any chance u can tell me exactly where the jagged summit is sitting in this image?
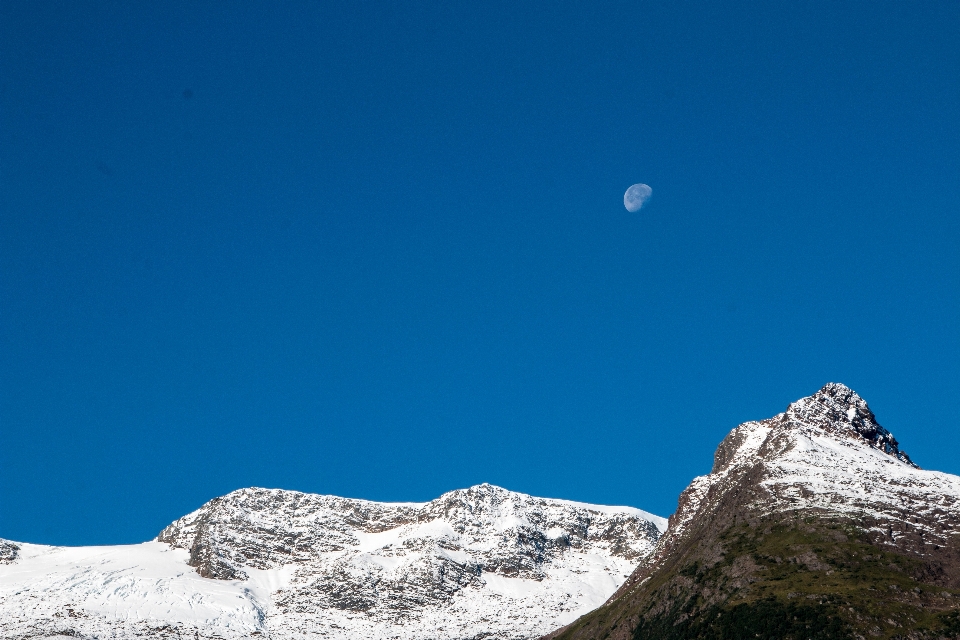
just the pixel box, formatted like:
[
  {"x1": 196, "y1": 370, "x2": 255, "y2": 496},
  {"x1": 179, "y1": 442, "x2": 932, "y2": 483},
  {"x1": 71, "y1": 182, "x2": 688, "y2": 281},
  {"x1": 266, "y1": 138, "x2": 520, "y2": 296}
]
[
  {"x1": 711, "y1": 382, "x2": 916, "y2": 478},
  {"x1": 696, "y1": 383, "x2": 947, "y2": 543},
  {"x1": 781, "y1": 382, "x2": 916, "y2": 467}
]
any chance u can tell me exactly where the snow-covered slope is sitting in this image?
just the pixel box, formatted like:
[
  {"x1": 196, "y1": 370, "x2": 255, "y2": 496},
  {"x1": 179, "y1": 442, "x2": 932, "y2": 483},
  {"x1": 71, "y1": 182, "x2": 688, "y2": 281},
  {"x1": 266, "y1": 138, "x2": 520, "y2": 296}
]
[{"x1": 0, "y1": 484, "x2": 666, "y2": 640}]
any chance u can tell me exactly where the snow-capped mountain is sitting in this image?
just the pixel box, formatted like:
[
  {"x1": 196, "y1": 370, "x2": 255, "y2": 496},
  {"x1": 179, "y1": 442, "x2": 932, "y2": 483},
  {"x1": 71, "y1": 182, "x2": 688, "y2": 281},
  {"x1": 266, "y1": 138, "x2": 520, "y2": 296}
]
[
  {"x1": 0, "y1": 484, "x2": 666, "y2": 640},
  {"x1": 658, "y1": 382, "x2": 959, "y2": 561},
  {"x1": 549, "y1": 383, "x2": 960, "y2": 640}
]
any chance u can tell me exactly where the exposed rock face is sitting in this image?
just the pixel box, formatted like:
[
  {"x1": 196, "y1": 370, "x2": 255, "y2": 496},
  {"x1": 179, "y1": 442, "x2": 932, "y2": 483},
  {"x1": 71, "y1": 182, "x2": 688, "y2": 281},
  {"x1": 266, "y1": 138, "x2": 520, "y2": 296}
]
[
  {"x1": 0, "y1": 484, "x2": 665, "y2": 640},
  {"x1": 0, "y1": 539, "x2": 19, "y2": 564},
  {"x1": 548, "y1": 383, "x2": 960, "y2": 640},
  {"x1": 156, "y1": 483, "x2": 664, "y2": 631},
  {"x1": 157, "y1": 489, "x2": 424, "y2": 581}
]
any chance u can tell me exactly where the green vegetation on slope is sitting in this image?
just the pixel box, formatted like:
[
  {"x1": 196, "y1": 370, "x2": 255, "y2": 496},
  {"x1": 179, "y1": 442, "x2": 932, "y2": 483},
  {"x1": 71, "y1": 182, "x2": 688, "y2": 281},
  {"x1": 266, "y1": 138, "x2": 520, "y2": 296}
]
[
  {"x1": 635, "y1": 520, "x2": 960, "y2": 639},
  {"x1": 632, "y1": 597, "x2": 850, "y2": 640}
]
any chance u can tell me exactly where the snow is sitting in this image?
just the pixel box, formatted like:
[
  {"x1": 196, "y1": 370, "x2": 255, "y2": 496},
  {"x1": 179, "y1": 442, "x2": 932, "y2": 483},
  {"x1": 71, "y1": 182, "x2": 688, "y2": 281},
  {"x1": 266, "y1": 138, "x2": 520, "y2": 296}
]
[
  {"x1": 656, "y1": 383, "x2": 960, "y2": 564},
  {"x1": 0, "y1": 484, "x2": 664, "y2": 640},
  {"x1": 11, "y1": 384, "x2": 937, "y2": 640},
  {"x1": 550, "y1": 499, "x2": 668, "y2": 532},
  {"x1": 0, "y1": 542, "x2": 268, "y2": 635},
  {"x1": 764, "y1": 428, "x2": 960, "y2": 536}
]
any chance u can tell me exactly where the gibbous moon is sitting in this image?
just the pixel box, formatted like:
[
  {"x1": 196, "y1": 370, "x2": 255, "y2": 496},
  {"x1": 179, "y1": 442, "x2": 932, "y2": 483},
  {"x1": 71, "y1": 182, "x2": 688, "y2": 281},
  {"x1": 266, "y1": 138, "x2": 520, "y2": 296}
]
[{"x1": 624, "y1": 183, "x2": 652, "y2": 212}]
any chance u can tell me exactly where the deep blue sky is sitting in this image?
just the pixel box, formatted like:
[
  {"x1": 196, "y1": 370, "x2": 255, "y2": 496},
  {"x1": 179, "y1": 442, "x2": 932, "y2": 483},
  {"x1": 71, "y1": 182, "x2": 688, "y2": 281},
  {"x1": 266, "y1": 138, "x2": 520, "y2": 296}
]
[{"x1": 2, "y1": 2, "x2": 959, "y2": 546}]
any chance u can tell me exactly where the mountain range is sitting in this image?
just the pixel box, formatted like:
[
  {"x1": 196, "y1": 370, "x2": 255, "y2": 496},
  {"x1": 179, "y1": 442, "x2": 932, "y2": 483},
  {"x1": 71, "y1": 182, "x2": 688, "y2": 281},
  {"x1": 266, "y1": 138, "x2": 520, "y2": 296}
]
[
  {"x1": 0, "y1": 484, "x2": 664, "y2": 639},
  {"x1": 3, "y1": 383, "x2": 960, "y2": 639}
]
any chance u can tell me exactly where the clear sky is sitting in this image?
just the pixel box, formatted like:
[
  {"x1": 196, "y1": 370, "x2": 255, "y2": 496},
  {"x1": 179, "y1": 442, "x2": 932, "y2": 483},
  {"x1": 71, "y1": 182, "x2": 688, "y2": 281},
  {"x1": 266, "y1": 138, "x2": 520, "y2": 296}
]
[{"x1": 2, "y1": 2, "x2": 959, "y2": 546}]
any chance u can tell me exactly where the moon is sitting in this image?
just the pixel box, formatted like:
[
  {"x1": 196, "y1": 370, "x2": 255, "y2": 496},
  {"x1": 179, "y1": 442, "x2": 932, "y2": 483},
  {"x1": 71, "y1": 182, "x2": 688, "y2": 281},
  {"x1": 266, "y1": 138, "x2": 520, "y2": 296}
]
[{"x1": 623, "y1": 183, "x2": 652, "y2": 212}]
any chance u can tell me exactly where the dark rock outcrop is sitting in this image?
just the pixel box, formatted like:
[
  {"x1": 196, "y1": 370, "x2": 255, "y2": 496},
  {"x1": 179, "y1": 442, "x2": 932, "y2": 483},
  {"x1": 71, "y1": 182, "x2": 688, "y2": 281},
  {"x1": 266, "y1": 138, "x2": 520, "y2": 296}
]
[{"x1": 0, "y1": 539, "x2": 19, "y2": 564}]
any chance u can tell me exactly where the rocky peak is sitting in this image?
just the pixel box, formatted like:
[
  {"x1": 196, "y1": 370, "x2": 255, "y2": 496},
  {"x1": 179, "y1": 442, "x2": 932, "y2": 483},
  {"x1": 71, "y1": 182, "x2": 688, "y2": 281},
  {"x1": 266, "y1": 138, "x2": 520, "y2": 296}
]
[
  {"x1": 711, "y1": 383, "x2": 916, "y2": 477},
  {"x1": 781, "y1": 382, "x2": 916, "y2": 467},
  {"x1": 425, "y1": 482, "x2": 515, "y2": 518}
]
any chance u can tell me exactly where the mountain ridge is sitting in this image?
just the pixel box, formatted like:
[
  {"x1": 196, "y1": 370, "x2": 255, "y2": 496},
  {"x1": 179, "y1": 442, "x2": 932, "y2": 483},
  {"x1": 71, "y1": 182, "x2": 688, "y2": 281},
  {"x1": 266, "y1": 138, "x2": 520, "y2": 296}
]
[{"x1": 0, "y1": 484, "x2": 665, "y2": 640}]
